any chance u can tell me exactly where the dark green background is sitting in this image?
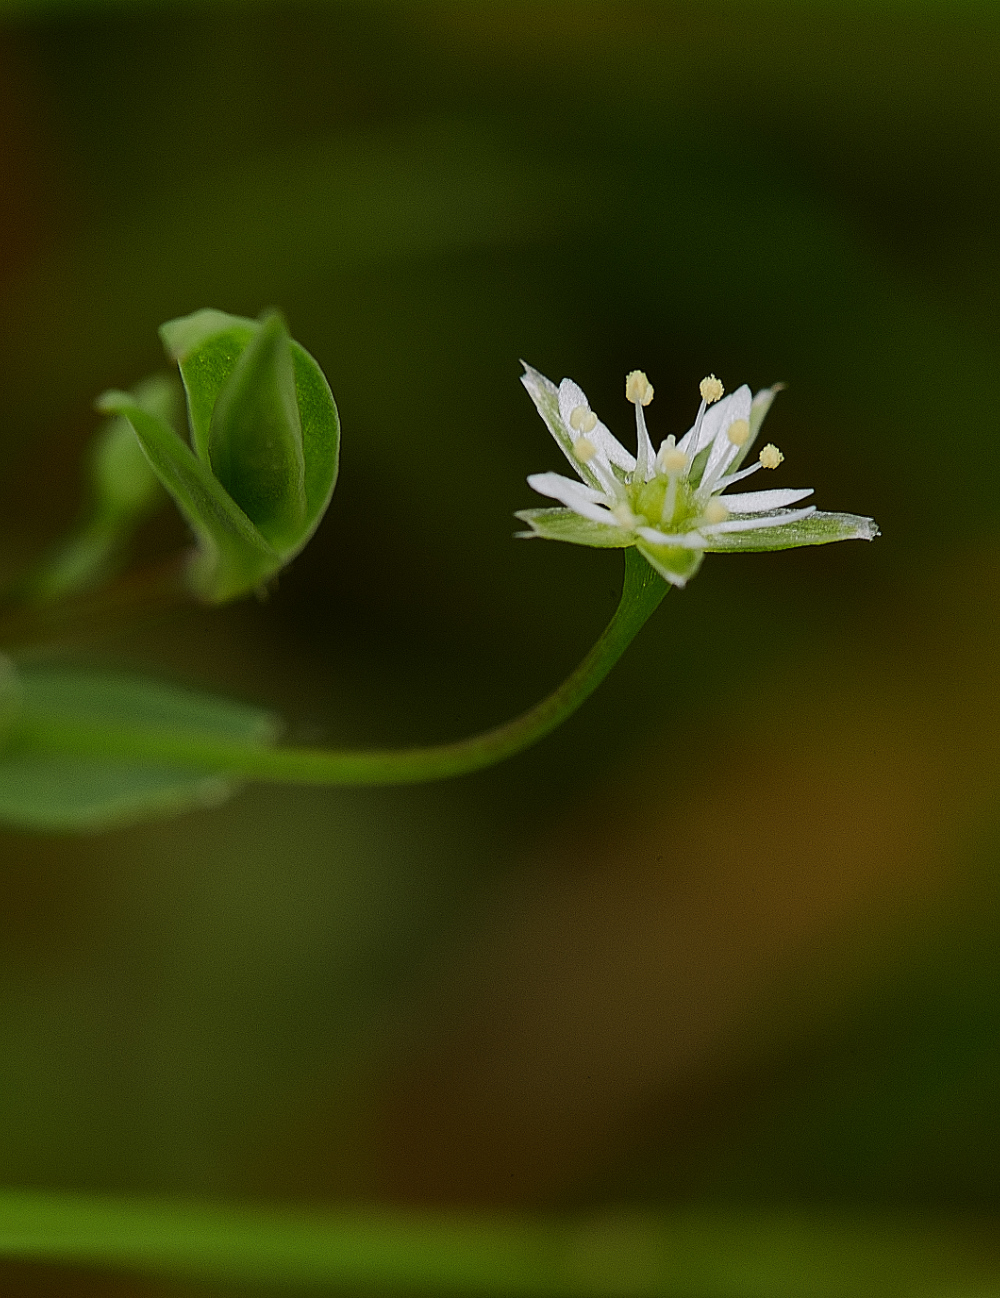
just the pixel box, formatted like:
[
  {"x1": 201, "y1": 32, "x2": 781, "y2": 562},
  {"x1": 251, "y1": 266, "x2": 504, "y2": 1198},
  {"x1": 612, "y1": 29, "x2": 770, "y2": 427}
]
[{"x1": 1, "y1": 0, "x2": 999, "y2": 1290}]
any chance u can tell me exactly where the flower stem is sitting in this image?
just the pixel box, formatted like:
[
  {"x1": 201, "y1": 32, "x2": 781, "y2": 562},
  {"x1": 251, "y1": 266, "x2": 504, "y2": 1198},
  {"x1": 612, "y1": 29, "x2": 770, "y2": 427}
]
[{"x1": 12, "y1": 550, "x2": 668, "y2": 786}]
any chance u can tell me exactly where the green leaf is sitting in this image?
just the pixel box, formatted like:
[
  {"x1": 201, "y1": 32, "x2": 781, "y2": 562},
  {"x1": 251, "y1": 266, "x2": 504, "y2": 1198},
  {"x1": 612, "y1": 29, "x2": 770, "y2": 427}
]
[
  {"x1": 95, "y1": 390, "x2": 281, "y2": 603},
  {"x1": 514, "y1": 507, "x2": 633, "y2": 548},
  {"x1": 207, "y1": 312, "x2": 307, "y2": 549},
  {"x1": 26, "y1": 375, "x2": 173, "y2": 603},
  {"x1": 701, "y1": 510, "x2": 880, "y2": 551},
  {"x1": 158, "y1": 307, "x2": 341, "y2": 584},
  {"x1": 0, "y1": 665, "x2": 278, "y2": 832}
]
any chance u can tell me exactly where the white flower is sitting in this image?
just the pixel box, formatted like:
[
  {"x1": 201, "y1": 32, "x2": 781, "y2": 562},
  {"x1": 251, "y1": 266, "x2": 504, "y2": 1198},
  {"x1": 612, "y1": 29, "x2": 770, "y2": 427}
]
[{"x1": 515, "y1": 364, "x2": 878, "y2": 587}]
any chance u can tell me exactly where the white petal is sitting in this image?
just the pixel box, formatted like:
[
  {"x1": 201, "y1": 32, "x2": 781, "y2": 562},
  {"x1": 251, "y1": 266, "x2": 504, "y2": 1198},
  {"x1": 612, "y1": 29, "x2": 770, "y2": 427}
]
[
  {"x1": 636, "y1": 526, "x2": 706, "y2": 550},
  {"x1": 527, "y1": 472, "x2": 619, "y2": 525},
  {"x1": 557, "y1": 377, "x2": 636, "y2": 472},
  {"x1": 699, "y1": 505, "x2": 817, "y2": 535},
  {"x1": 718, "y1": 487, "x2": 814, "y2": 513}
]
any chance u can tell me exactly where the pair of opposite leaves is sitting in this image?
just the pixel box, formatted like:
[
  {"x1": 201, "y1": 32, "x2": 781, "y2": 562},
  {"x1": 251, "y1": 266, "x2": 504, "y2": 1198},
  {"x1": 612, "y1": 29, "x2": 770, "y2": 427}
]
[{"x1": 99, "y1": 308, "x2": 340, "y2": 604}]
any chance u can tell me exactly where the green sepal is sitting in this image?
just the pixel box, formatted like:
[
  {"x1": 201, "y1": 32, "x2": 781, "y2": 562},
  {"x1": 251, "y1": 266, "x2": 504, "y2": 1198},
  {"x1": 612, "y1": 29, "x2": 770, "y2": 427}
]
[
  {"x1": 514, "y1": 507, "x2": 633, "y2": 548},
  {"x1": 701, "y1": 510, "x2": 879, "y2": 552},
  {"x1": 635, "y1": 539, "x2": 705, "y2": 587},
  {"x1": 0, "y1": 665, "x2": 278, "y2": 832},
  {"x1": 95, "y1": 390, "x2": 281, "y2": 603}
]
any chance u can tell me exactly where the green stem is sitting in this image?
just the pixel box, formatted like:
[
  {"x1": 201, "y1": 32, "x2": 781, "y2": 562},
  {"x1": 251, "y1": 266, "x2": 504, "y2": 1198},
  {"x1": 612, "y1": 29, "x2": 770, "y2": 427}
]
[{"x1": 12, "y1": 550, "x2": 668, "y2": 787}]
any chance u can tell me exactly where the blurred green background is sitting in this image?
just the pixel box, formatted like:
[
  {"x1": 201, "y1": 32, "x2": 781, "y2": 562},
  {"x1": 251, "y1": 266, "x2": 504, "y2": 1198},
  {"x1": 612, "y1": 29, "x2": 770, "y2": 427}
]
[{"x1": 2, "y1": 0, "x2": 1000, "y2": 1290}]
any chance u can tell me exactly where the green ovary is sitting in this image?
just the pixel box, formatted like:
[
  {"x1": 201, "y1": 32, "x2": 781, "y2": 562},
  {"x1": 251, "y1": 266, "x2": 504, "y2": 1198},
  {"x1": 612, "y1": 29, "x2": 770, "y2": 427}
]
[{"x1": 631, "y1": 476, "x2": 695, "y2": 532}]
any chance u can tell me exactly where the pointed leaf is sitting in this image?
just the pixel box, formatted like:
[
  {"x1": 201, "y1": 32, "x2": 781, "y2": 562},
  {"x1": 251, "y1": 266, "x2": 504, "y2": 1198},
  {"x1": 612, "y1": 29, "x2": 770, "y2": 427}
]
[
  {"x1": 160, "y1": 308, "x2": 257, "y2": 461},
  {"x1": 95, "y1": 390, "x2": 280, "y2": 602},
  {"x1": 0, "y1": 667, "x2": 278, "y2": 832},
  {"x1": 27, "y1": 375, "x2": 173, "y2": 602},
  {"x1": 208, "y1": 312, "x2": 307, "y2": 549}
]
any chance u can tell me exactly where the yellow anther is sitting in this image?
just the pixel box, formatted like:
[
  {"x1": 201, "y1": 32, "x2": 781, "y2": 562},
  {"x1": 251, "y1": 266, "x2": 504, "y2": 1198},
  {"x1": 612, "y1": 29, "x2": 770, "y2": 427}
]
[
  {"x1": 699, "y1": 374, "x2": 724, "y2": 404},
  {"x1": 625, "y1": 370, "x2": 654, "y2": 406},
  {"x1": 569, "y1": 405, "x2": 598, "y2": 434},
  {"x1": 759, "y1": 443, "x2": 784, "y2": 469},
  {"x1": 658, "y1": 444, "x2": 687, "y2": 474},
  {"x1": 573, "y1": 436, "x2": 597, "y2": 463},
  {"x1": 703, "y1": 500, "x2": 729, "y2": 525},
  {"x1": 727, "y1": 418, "x2": 750, "y2": 447}
]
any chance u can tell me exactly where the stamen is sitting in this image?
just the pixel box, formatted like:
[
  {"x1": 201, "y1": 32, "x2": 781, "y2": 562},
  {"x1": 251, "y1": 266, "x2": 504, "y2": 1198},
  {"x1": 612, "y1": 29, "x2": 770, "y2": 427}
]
[
  {"x1": 703, "y1": 500, "x2": 729, "y2": 525},
  {"x1": 612, "y1": 503, "x2": 639, "y2": 530},
  {"x1": 573, "y1": 436, "x2": 597, "y2": 463},
  {"x1": 569, "y1": 405, "x2": 598, "y2": 434},
  {"x1": 625, "y1": 371, "x2": 654, "y2": 406},
  {"x1": 759, "y1": 443, "x2": 784, "y2": 469},
  {"x1": 727, "y1": 419, "x2": 750, "y2": 447},
  {"x1": 657, "y1": 436, "x2": 687, "y2": 475},
  {"x1": 699, "y1": 374, "x2": 724, "y2": 405}
]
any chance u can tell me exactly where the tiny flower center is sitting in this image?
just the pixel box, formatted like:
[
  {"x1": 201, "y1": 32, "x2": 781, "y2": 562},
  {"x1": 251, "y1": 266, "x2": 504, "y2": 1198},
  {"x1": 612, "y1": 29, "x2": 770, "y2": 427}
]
[
  {"x1": 727, "y1": 419, "x2": 750, "y2": 447},
  {"x1": 759, "y1": 443, "x2": 784, "y2": 469},
  {"x1": 703, "y1": 500, "x2": 729, "y2": 525},
  {"x1": 569, "y1": 405, "x2": 598, "y2": 434},
  {"x1": 699, "y1": 374, "x2": 724, "y2": 404},
  {"x1": 573, "y1": 436, "x2": 597, "y2": 463},
  {"x1": 625, "y1": 371, "x2": 654, "y2": 406}
]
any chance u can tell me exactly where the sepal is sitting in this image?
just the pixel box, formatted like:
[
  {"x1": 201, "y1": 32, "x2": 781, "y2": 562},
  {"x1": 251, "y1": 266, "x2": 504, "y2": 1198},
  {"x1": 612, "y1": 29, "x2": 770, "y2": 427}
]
[
  {"x1": 514, "y1": 508, "x2": 633, "y2": 548},
  {"x1": 701, "y1": 510, "x2": 879, "y2": 552}
]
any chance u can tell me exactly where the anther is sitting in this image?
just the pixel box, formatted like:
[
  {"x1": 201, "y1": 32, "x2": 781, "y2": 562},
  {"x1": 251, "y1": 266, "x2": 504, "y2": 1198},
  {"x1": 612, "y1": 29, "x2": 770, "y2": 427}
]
[
  {"x1": 759, "y1": 443, "x2": 784, "y2": 469},
  {"x1": 573, "y1": 437, "x2": 597, "y2": 463},
  {"x1": 569, "y1": 405, "x2": 598, "y2": 434},
  {"x1": 703, "y1": 500, "x2": 729, "y2": 525},
  {"x1": 699, "y1": 374, "x2": 724, "y2": 405},
  {"x1": 657, "y1": 439, "x2": 687, "y2": 474},
  {"x1": 625, "y1": 371, "x2": 654, "y2": 406},
  {"x1": 727, "y1": 419, "x2": 750, "y2": 447}
]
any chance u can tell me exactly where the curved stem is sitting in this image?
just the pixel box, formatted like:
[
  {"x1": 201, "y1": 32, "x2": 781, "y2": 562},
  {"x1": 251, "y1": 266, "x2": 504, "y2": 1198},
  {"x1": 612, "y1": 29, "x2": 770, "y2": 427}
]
[{"x1": 13, "y1": 550, "x2": 668, "y2": 787}]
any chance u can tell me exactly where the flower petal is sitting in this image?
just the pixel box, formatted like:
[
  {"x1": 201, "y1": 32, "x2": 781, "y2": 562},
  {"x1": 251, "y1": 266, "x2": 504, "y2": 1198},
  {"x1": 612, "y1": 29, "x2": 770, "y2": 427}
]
[
  {"x1": 635, "y1": 525, "x2": 706, "y2": 550},
  {"x1": 520, "y1": 363, "x2": 603, "y2": 492},
  {"x1": 717, "y1": 487, "x2": 814, "y2": 513},
  {"x1": 514, "y1": 508, "x2": 634, "y2": 548},
  {"x1": 681, "y1": 385, "x2": 752, "y2": 457},
  {"x1": 700, "y1": 505, "x2": 817, "y2": 535},
  {"x1": 697, "y1": 386, "x2": 754, "y2": 489},
  {"x1": 557, "y1": 378, "x2": 636, "y2": 473},
  {"x1": 701, "y1": 509, "x2": 879, "y2": 551},
  {"x1": 527, "y1": 472, "x2": 618, "y2": 525}
]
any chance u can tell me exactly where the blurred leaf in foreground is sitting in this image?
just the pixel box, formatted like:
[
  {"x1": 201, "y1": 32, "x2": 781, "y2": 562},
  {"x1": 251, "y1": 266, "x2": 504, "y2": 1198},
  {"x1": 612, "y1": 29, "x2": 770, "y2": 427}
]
[{"x1": 0, "y1": 664, "x2": 277, "y2": 831}]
